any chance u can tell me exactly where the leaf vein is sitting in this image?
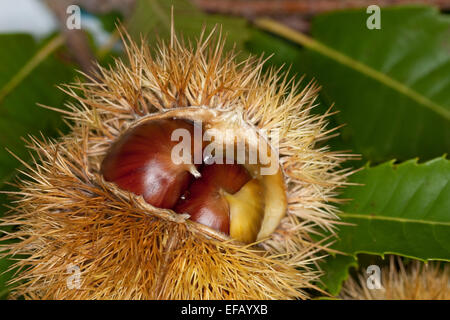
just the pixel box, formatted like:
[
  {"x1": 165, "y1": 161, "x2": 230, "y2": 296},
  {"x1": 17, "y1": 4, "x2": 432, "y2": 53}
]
[{"x1": 339, "y1": 212, "x2": 450, "y2": 226}]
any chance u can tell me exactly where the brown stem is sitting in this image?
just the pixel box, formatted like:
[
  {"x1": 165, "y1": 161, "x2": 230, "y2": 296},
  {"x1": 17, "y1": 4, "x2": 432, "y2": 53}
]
[
  {"x1": 69, "y1": 0, "x2": 136, "y2": 15},
  {"x1": 192, "y1": 0, "x2": 450, "y2": 16}
]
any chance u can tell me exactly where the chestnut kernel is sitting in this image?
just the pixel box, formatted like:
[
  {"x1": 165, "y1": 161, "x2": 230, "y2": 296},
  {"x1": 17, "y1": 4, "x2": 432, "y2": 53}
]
[
  {"x1": 174, "y1": 163, "x2": 252, "y2": 235},
  {"x1": 100, "y1": 111, "x2": 287, "y2": 244},
  {"x1": 101, "y1": 119, "x2": 199, "y2": 209}
]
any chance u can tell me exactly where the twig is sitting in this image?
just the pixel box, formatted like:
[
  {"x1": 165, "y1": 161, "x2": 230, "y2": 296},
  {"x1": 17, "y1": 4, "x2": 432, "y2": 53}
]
[
  {"x1": 45, "y1": 0, "x2": 99, "y2": 76},
  {"x1": 193, "y1": 0, "x2": 450, "y2": 16}
]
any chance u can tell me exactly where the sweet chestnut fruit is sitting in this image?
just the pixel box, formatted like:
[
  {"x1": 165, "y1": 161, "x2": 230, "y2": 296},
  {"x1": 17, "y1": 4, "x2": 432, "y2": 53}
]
[{"x1": 101, "y1": 118, "x2": 199, "y2": 209}]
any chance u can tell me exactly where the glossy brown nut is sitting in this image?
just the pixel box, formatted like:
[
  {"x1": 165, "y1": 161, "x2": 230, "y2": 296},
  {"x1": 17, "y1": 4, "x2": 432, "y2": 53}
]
[
  {"x1": 174, "y1": 163, "x2": 251, "y2": 234},
  {"x1": 101, "y1": 119, "x2": 198, "y2": 209}
]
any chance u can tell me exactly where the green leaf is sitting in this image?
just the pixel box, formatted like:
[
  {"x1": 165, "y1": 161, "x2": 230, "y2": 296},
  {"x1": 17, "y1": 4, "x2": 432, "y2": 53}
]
[
  {"x1": 318, "y1": 156, "x2": 450, "y2": 295},
  {"x1": 127, "y1": 0, "x2": 252, "y2": 55},
  {"x1": 97, "y1": 10, "x2": 124, "y2": 33},
  {"x1": 318, "y1": 254, "x2": 358, "y2": 296},
  {"x1": 0, "y1": 33, "x2": 77, "y2": 299},
  {"x1": 0, "y1": 34, "x2": 75, "y2": 194},
  {"x1": 335, "y1": 156, "x2": 450, "y2": 261},
  {"x1": 0, "y1": 250, "x2": 16, "y2": 300},
  {"x1": 252, "y1": 6, "x2": 450, "y2": 163}
]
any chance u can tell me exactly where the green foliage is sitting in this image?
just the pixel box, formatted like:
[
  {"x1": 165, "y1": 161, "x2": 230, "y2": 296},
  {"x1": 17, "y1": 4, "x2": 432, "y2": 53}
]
[
  {"x1": 0, "y1": 244, "x2": 17, "y2": 299},
  {"x1": 320, "y1": 156, "x2": 450, "y2": 294},
  {"x1": 318, "y1": 254, "x2": 357, "y2": 296},
  {"x1": 0, "y1": 34, "x2": 75, "y2": 197},
  {"x1": 246, "y1": 8, "x2": 450, "y2": 294},
  {"x1": 0, "y1": 33, "x2": 76, "y2": 299},
  {"x1": 127, "y1": 0, "x2": 251, "y2": 54},
  {"x1": 337, "y1": 156, "x2": 450, "y2": 260},
  {"x1": 98, "y1": 10, "x2": 124, "y2": 33},
  {"x1": 248, "y1": 6, "x2": 450, "y2": 164}
]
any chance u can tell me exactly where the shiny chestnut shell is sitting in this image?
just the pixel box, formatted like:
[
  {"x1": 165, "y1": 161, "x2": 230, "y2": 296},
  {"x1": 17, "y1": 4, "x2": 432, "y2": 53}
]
[
  {"x1": 174, "y1": 163, "x2": 251, "y2": 234},
  {"x1": 101, "y1": 118, "x2": 197, "y2": 209}
]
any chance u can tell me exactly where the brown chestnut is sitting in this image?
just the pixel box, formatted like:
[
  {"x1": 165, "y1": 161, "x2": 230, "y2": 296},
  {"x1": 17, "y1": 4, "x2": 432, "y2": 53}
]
[
  {"x1": 100, "y1": 114, "x2": 285, "y2": 244},
  {"x1": 174, "y1": 163, "x2": 252, "y2": 235},
  {"x1": 101, "y1": 119, "x2": 199, "y2": 209}
]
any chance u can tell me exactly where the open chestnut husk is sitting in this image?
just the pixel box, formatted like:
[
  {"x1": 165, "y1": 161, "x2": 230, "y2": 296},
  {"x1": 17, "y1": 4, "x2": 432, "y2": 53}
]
[
  {"x1": 0, "y1": 27, "x2": 350, "y2": 300},
  {"x1": 101, "y1": 110, "x2": 287, "y2": 245}
]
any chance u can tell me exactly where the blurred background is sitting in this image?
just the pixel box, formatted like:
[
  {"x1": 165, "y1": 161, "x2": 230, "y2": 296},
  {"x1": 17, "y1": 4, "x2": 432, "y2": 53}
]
[{"x1": 0, "y1": 0, "x2": 449, "y2": 299}]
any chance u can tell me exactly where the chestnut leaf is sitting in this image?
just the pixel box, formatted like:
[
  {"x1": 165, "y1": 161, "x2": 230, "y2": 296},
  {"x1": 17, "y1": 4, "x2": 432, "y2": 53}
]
[
  {"x1": 320, "y1": 156, "x2": 450, "y2": 295},
  {"x1": 249, "y1": 6, "x2": 450, "y2": 164},
  {"x1": 0, "y1": 34, "x2": 76, "y2": 202},
  {"x1": 127, "y1": 0, "x2": 252, "y2": 56},
  {"x1": 0, "y1": 33, "x2": 76, "y2": 298}
]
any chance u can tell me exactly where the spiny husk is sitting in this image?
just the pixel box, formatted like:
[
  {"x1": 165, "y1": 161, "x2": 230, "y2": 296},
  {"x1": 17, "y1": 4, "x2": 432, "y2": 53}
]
[
  {"x1": 340, "y1": 257, "x2": 450, "y2": 300},
  {"x1": 0, "y1": 27, "x2": 351, "y2": 299}
]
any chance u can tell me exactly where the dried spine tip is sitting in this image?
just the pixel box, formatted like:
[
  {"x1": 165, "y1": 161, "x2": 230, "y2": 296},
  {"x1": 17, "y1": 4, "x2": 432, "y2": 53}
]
[{"x1": 340, "y1": 257, "x2": 450, "y2": 300}]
